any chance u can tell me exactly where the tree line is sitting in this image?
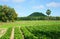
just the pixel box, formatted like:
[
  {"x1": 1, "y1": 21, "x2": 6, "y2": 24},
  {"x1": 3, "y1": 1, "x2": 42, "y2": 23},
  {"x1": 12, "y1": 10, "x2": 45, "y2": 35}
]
[{"x1": 18, "y1": 16, "x2": 60, "y2": 20}]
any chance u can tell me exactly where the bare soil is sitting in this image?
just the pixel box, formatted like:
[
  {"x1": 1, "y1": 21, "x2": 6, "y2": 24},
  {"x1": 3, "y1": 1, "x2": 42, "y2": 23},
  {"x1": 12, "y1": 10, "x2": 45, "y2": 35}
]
[
  {"x1": 0, "y1": 28, "x2": 7, "y2": 38},
  {"x1": 10, "y1": 28, "x2": 14, "y2": 39}
]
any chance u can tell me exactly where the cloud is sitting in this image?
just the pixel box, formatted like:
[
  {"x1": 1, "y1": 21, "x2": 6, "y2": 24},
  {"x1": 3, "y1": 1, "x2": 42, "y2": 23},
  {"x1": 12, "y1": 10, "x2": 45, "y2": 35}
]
[
  {"x1": 12, "y1": 0, "x2": 25, "y2": 3},
  {"x1": 46, "y1": 2, "x2": 60, "y2": 8},
  {"x1": 32, "y1": 5, "x2": 45, "y2": 9}
]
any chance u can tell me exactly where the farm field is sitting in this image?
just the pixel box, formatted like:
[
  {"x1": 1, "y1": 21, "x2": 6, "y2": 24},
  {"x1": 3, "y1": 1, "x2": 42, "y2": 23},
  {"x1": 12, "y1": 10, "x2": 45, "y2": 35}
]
[{"x1": 0, "y1": 20, "x2": 60, "y2": 39}]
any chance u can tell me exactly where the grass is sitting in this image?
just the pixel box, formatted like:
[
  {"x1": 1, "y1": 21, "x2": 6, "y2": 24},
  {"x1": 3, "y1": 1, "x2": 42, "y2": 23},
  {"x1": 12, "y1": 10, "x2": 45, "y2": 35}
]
[{"x1": 0, "y1": 20, "x2": 60, "y2": 28}]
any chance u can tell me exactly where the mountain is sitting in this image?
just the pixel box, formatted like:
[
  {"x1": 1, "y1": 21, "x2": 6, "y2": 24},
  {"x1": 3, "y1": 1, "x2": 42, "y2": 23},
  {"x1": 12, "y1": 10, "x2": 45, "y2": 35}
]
[{"x1": 28, "y1": 12, "x2": 46, "y2": 17}]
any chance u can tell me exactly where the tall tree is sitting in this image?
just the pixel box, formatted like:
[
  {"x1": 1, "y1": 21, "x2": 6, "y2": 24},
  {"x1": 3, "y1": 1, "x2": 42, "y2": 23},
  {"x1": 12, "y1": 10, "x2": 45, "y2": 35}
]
[
  {"x1": 46, "y1": 9, "x2": 51, "y2": 20},
  {"x1": 0, "y1": 5, "x2": 17, "y2": 22}
]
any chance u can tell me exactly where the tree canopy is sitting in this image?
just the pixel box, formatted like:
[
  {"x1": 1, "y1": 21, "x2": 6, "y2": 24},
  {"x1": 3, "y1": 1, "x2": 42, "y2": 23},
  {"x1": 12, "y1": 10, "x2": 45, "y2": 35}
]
[
  {"x1": 46, "y1": 9, "x2": 51, "y2": 16},
  {"x1": 0, "y1": 5, "x2": 17, "y2": 22}
]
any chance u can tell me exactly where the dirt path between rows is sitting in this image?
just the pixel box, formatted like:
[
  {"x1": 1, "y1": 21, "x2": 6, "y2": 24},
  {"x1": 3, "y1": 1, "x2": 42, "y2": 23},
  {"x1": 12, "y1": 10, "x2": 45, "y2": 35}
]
[
  {"x1": 10, "y1": 27, "x2": 25, "y2": 39},
  {"x1": 10, "y1": 28, "x2": 14, "y2": 39}
]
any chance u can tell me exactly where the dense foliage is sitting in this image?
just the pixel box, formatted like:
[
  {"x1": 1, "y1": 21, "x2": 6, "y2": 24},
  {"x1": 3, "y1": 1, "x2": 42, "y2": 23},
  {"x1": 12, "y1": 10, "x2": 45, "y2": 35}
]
[{"x1": 0, "y1": 5, "x2": 17, "y2": 22}]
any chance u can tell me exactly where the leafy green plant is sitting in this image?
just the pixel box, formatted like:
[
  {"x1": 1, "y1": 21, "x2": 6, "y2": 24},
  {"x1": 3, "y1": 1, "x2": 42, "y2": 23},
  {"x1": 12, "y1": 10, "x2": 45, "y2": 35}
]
[
  {"x1": 14, "y1": 27, "x2": 23, "y2": 39},
  {"x1": 20, "y1": 27, "x2": 38, "y2": 39}
]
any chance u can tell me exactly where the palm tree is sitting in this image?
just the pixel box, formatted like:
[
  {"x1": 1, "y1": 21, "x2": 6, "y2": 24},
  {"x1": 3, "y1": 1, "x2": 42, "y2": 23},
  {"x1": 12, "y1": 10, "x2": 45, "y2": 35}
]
[{"x1": 46, "y1": 9, "x2": 51, "y2": 20}]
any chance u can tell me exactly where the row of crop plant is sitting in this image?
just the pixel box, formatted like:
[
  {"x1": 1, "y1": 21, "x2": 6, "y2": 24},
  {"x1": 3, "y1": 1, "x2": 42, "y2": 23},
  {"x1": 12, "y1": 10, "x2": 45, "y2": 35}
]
[
  {"x1": 20, "y1": 26, "x2": 38, "y2": 39},
  {"x1": 25, "y1": 25, "x2": 60, "y2": 39},
  {"x1": 14, "y1": 27, "x2": 24, "y2": 39}
]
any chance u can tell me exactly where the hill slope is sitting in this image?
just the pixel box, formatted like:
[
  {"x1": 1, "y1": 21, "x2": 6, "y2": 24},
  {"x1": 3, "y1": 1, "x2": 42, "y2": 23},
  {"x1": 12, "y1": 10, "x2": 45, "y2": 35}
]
[{"x1": 28, "y1": 12, "x2": 46, "y2": 17}]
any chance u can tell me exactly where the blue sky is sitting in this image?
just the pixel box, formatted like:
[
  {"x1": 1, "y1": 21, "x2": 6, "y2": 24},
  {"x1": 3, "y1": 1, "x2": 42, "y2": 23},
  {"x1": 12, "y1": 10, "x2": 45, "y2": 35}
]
[{"x1": 0, "y1": 0, "x2": 60, "y2": 17}]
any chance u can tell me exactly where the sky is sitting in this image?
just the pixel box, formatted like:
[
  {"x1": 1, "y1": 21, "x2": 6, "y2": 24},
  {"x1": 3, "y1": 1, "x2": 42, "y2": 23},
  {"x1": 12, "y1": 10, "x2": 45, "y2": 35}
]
[{"x1": 0, "y1": 0, "x2": 60, "y2": 17}]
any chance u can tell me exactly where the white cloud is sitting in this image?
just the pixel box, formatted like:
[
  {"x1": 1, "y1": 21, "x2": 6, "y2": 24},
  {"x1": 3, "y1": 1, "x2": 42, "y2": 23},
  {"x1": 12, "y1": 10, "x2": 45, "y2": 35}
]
[
  {"x1": 32, "y1": 5, "x2": 45, "y2": 9},
  {"x1": 12, "y1": 0, "x2": 25, "y2": 3},
  {"x1": 46, "y1": 2, "x2": 60, "y2": 8}
]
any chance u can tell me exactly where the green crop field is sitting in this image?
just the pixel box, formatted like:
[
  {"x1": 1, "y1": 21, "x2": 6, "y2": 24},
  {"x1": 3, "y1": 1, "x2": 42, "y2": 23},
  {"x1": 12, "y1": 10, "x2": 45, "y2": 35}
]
[{"x1": 0, "y1": 20, "x2": 60, "y2": 39}]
